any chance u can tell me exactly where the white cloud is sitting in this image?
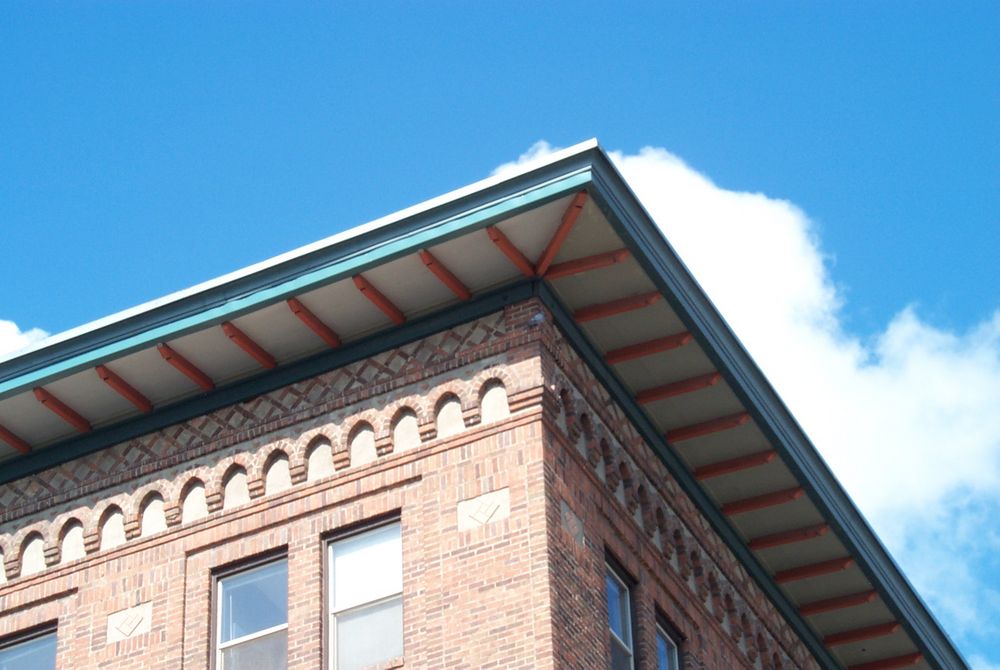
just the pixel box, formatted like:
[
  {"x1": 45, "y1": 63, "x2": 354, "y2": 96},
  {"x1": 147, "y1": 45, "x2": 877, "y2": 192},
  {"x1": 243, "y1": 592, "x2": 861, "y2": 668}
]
[
  {"x1": 499, "y1": 142, "x2": 1000, "y2": 658},
  {"x1": 0, "y1": 320, "x2": 48, "y2": 359}
]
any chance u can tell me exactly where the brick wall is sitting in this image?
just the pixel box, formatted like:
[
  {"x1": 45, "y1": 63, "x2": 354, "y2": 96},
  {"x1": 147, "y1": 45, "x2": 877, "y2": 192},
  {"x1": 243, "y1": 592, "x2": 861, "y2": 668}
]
[{"x1": 0, "y1": 299, "x2": 818, "y2": 669}]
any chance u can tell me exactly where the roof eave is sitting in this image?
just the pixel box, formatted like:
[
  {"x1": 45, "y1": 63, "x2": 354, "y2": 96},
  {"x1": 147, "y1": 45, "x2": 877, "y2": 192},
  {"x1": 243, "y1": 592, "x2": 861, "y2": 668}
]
[
  {"x1": 583, "y1": 150, "x2": 967, "y2": 670},
  {"x1": 0, "y1": 140, "x2": 601, "y2": 399}
]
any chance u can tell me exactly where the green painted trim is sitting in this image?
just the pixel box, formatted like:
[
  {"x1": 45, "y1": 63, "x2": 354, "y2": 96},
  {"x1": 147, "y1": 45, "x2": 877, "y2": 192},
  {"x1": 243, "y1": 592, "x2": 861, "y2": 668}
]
[{"x1": 0, "y1": 170, "x2": 591, "y2": 400}]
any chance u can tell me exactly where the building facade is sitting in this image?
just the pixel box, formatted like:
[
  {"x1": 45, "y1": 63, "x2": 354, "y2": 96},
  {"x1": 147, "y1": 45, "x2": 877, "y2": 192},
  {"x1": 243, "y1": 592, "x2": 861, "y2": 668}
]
[{"x1": 0, "y1": 142, "x2": 965, "y2": 669}]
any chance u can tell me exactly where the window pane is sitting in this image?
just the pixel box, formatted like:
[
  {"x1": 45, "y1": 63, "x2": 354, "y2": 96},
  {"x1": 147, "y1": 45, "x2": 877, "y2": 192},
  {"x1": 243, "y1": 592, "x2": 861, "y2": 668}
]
[
  {"x1": 331, "y1": 524, "x2": 401, "y2": 611},
  {"x1": 605, "y1": 570, "x2": 630, "y2": 646},
  {"x1": 335, "y1": 596, "x2": 403, "y2": 670},
  {"x1": 220, "y1": 560, "x2": 288, "y2": 643},
  {"x1": 0, "y1": 633, "x2": 56, "y2": 670},
  {"x1": 610, "y1": 637, "x2": 633, "y2": 670},
  {"x1": 220, "y1": 629, "x2": 287, "y2": 670},
  {"x1": 657, "y1": 629, "x2": 678, "y2": 670}
]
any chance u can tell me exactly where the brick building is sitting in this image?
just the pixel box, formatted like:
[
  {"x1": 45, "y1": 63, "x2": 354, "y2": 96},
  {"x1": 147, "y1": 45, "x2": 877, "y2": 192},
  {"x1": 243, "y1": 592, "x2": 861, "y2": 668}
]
[{"x1": 0, "y1": 141, "x2": 965, "y2": 669}]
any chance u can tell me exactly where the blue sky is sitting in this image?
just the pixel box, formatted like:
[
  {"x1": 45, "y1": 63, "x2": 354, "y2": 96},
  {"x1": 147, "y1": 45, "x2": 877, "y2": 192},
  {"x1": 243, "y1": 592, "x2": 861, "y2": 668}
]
[{"x1": 2, "y1": 3, "x2": 998, "y2": 666}]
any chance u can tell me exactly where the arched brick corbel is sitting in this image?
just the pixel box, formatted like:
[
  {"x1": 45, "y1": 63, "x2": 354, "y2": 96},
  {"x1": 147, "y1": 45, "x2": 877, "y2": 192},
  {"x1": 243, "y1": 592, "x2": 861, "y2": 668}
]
[
  {"x1": 3, "y1": 553, "x2": 19, "y2": 581},
  {"x1": 247, "y1": 473, "x2": 266, "y2": 499},
  {"x1": 123, "y1": 517, "x2": 141, "y2": 541},
  {"x1": 462, "y1": 405, "x2": 481, "y2": 428},
  {"x1": 205, "y1": 489, "x2": 224, "y2": 513},
  {"x1": 375, "y1": 434, "x2": 393, "y2": 457},
  {"x1": 418, "y1": 419, "x2": 436, "y2": 442},
  {"x1": 332, "y1": 447, "x2": 351, "y2": 471},
  {"x1": 163, "y1": 500, "x2": 182, "y2": 527},
  {"x1": 289, "y1": 459, "x2": 308, "y2": 484},
  {"x1": 43, "y1": 537, "x2": 61, "y2": 567},
  {"x1": 83, "y1": 526, "x2": 101, "y2": 555}
]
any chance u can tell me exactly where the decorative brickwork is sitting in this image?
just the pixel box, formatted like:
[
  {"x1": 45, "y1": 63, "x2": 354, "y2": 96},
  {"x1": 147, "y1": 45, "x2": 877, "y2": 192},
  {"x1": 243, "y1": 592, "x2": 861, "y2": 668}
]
[
  {"x1": 0, "y1": 310, "x2": 514, "y2": 525},
  {"x1": 542, "y1": 320, "x2": 819, "y2": 670},
  {"x1": 0, "y1": 299, "x2": 823, "y2": 670}
]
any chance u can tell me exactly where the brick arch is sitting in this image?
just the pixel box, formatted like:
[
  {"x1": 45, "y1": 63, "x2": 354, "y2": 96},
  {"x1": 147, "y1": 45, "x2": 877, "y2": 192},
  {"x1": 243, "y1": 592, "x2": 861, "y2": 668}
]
[
  {"x1": 4, "y1": 522, "x2": 47, "y2": 578},
  {"x1": 212, "y1": 453, "x2": 251, "y2": 486},
  {"x1": 17, "y1": 530, "x2": 46, "y2": 575},
  {"x1": 302, "y1": 432, "x2": 333, "y2": 454},
  {"x1": 93, "y1": 502, "x2": 127, "y2": 553},
  {"x1": 387, "y1": 404, "x2": 422, "y2": 454},
  {"x1": 343, "y1": 418, "x2": 378, "y2": 470},
  {"x1": 88, "y1": 496, "x2": 129, "y2": 541},
  {"x1": 177, "y1": 476, "x2": 210, "y2": 524},
  {"x1": 295, "y1": 429, "x2": 334, "y2": 481},
  {"x1": 163, "y1": 465, "x2": 212, "y2": 506},
  {"x1": 475, "y1": 377, "x2": 512, "y2": 426},
  {"x1": 254, "y1": 443, "x2": 292, "y2": 483},
  {"x1": 430, "y1": 379, "x2": 467, "y2": 411},
  {"x1": 471, "y1": 366, "x2": 517, "y2": 396},
  {"x1": 136, "y1": 489, "x2": 168, "y2": 538},
  {"x1": 432, "y1": 389, "x2": 466, "y2": 439},
  {"x1": 388, "y1": 404, "x2": 419, "y2": 429},
  {"x1": 215, "y1": 459, "x2": 251, "y2": 511},
  {"x1": 261, "y1": 448, "x2": 294, "y2": 493},
  {"x1": 126, "y1": 481, "x2": 168, "y2": 521},
  {"x1": 294, "y1": 427, "x2": 335, "y2": 458},
  {"x1": 52, "y1": 512, "x2": 84, "y2": 546},
  {"x1": 342, "y1": 410, "x2": 379, "y2": 450},
  {"x1": 471, "y1": 368, "x2": 517, "y2": 419}
]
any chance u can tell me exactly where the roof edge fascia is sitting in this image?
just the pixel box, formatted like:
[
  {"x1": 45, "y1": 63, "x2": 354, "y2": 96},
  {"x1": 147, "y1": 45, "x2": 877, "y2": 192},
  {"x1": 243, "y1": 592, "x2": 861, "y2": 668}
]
[
  {"x1": 0, "y1": 140, "x2": 599, "y2": 399},
  {"x1": 582, "y1": 151, "x2": 967, "y2": 670}
]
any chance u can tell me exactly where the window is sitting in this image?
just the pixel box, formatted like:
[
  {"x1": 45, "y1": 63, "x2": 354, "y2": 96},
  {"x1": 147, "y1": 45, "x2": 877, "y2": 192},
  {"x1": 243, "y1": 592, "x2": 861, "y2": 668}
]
[
  {"x1": 328, "y1": 522, "x2": 403, "y2": 670},
  {"x1": 605, "y1": 564, "x2": 634, "y2": 670},
  {"x1": 656, "y1": 623, "x2": 680, "y2": 670},
  {"x1": 216, "y1": 558, "x2": 288, "y2": 670},
  {"x1": 0, "y1": 629, "x2": 56, "y2": 670}
]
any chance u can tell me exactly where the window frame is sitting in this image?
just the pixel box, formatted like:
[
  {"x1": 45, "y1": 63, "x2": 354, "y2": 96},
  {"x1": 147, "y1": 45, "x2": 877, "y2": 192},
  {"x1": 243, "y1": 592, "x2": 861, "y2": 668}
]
[
  {"x1": 0, "y1": 623, "x2": 57, "y2": 670},
  {"x1": 605, "y1": 560, "x2": 636, "y2": 670},
  {"x1": 655, "y1": 619, "x2": 682, "y2": 670},
  {"x1": 211, "y1": 550, "x2": 289, "y2": 670},
  {"x1": 324, "y1": 516, "x2": 404, "y2": 670}
]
